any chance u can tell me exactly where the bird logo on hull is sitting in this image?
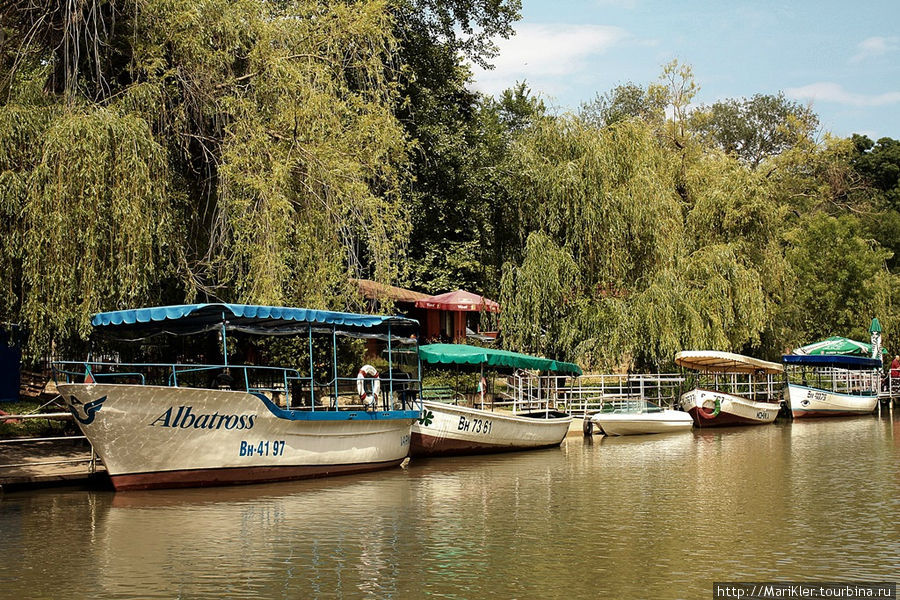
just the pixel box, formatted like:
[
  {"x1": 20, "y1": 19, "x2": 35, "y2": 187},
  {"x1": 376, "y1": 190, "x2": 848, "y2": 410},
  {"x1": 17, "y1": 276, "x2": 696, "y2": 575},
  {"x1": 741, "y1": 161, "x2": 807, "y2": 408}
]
[{"x1": 69, "y1": 395, "x2": 107, "y2": 425}]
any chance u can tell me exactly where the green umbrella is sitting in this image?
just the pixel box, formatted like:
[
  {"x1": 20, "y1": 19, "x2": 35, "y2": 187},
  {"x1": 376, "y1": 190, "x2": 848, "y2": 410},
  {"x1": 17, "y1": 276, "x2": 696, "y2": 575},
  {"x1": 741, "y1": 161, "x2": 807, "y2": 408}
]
[
  {"x1": 870, "y1": 318, "x2": 883, "y2": 359},
  {"x1": 793, "y1": 336, "x2": 886, "y2": 357}
]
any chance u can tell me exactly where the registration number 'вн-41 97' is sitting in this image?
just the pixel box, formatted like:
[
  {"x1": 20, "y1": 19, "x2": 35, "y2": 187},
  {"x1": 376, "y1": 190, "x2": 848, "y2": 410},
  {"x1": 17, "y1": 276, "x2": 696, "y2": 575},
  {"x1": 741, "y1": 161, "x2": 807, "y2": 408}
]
[{"x1": 239, "y1": 440, "x2": 286, "y2": 457}]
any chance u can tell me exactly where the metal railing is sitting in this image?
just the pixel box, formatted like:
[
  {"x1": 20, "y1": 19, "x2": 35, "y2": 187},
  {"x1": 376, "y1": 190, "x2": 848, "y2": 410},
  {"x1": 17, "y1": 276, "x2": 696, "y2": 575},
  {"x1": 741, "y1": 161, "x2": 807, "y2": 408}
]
[
  {"x1": 558, "y1": 373, "x2": 685, "y2": 417},
  {"x1": 52, "y1": 361, "x2": 423, "y2": 412},
  {"x1": 785, "y1": 367, "x2": 879, "y2": 397},
  {"x1": 488, "y1": 371, "x2": 568, "y2": 414},
  {"x1": 688, "y1": 373, "x2": 781, "y2": 403},
  {"x1": 879, "y1": 376, "x2": 900, "y2": 400}
]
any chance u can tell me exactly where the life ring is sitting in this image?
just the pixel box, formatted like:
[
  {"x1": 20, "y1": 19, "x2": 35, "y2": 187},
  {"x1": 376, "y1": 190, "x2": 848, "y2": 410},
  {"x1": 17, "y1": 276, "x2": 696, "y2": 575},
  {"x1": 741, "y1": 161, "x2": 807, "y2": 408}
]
[
  {"x1": 356, "y1": 364, "x2": 380, "y2": 408},
  {"x1": 700, "y1": 397, "x2": 721, "y2": 417}
]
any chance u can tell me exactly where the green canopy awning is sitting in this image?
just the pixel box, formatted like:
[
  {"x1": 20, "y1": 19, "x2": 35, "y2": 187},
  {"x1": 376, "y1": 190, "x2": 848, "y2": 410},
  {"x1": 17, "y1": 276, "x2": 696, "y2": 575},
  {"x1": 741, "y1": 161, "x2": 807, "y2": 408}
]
[{"x1": 418, "y1": 343, "x2": 582, "y2": 375}]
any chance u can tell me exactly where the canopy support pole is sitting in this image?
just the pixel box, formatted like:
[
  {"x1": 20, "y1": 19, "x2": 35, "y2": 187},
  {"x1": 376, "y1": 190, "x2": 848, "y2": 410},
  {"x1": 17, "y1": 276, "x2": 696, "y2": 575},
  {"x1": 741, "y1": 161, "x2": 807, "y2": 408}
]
[
  {"x1": 308, "y1": 324, "x2": 315, "y2": 410},
  {"x1": 416, "y1": 340, "x2": 422, "y2": 411},
  {"x1": 221, "y1": 313, "x2": 228, "y2": 366},
  {"x1": 332, "y1": 326, "x2": 338, "y2": 409},
  {"x1": 480, "y1": 362, "x2": 484, "y2": 410},
  {"x1": 387, "y1": 323, "x2": 393, "y2": 411}
]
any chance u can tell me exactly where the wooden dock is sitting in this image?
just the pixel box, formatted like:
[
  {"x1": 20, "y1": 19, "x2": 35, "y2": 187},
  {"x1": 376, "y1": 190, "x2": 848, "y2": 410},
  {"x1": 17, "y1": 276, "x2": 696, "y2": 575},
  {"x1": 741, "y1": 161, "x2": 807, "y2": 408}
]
[{"x1": 0, "y1": 439, "x2": 109, "y2": 492}]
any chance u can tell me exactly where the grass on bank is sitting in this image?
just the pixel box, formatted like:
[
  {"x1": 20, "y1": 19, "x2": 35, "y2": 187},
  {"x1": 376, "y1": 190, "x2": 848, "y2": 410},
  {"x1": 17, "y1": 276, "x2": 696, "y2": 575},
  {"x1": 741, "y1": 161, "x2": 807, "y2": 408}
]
[{"x1": 0, "y1": 400, "x2": 76, "y2": 438}]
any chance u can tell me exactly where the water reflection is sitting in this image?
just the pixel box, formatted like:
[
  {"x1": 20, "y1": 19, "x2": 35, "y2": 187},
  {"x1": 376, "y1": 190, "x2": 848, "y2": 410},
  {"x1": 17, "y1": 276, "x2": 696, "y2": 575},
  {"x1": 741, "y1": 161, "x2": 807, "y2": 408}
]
[{"x1": 1, "y1": 412, "x2": 898, "y2": 599}]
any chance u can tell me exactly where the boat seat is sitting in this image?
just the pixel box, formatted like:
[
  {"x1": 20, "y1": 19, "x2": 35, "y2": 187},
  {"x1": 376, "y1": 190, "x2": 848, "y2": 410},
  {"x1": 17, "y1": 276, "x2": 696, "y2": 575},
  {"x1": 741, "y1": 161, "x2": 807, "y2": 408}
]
[{"x1": 422, "y1": 386, "x2": 457, "y2": 403}]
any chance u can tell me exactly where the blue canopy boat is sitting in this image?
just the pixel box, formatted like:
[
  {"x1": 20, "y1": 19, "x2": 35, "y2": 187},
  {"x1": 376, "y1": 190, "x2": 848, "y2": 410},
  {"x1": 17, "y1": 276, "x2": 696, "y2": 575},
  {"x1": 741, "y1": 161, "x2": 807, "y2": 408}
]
[
  {"x1": 54, "y1": 303, "x2": 422, "y2": 490},
  {"x1": 782, "y1": 354, "x2": 881, "y2": 418}
]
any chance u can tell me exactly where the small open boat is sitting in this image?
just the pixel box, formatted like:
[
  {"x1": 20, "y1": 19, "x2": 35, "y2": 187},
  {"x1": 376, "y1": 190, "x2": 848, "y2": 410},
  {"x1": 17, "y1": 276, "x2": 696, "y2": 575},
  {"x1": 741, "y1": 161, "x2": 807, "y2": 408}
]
[
  {"x1": 410, "y1": 344, "x2": 579, "y2": 457},
  {"x1": 783, "y1": 354, "x2": 880, "y2": 418},
  {"x1": 590, "y1": 398, "x2": 692, "y2": 436},
  {"x1": 675, "y1": 350, "x2": 782, "y2": 427}
]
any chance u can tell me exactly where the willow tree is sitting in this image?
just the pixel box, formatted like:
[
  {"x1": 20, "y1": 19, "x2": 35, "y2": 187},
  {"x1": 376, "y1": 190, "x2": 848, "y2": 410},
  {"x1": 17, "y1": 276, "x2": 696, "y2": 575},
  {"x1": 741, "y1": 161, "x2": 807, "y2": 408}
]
[
  {"x1": 498, "y1": 116, "x2": 683, "y2": 368},
  {"x1": 503, "y1": 116, "x2": 683, "y2": 290},
  {"x1": 1, "y1": 0, "x2": 410, "y2": 355},
  {"x1": 499, "y1": 232, "x2": 582, "y2": 359},
  {"x1": 497, "y1": 109, "x2": 797, "y2": 369}
]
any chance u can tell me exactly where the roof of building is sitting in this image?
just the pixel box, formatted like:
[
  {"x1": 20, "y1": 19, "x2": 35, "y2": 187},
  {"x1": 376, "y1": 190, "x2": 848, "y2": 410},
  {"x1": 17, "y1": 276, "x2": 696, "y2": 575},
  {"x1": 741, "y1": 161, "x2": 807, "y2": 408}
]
[{"x1": 353, "y1": 279, "x2": 429, "y2": 304}]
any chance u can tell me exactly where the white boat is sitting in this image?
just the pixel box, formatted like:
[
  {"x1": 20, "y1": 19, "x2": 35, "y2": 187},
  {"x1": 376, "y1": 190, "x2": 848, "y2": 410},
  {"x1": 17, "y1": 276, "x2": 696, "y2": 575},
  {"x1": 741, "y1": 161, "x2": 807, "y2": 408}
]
[
  {"x1": 675, "y1": 351, "x2": 783, "y2": 427},
  {"x1": 410, "y1": 344, "x2": 578, "y2": 457},
  {"x1": 55, "y1": 303, "x2": 422, "y2": 490},
  {"x1": 782, "y1": 354, "x2": 880, "y2": 418},
  {"x1": 412, "y1": 400, "x2": 572, "y2": 456},
  {"x1": 591, "y1": 401, "x2": 693, "y2": 436}
]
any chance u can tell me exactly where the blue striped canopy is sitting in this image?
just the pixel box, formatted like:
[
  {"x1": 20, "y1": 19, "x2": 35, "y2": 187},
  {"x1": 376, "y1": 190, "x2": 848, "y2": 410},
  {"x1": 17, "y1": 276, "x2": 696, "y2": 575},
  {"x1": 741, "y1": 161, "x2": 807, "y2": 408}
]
[
  {"x1": 782, "y1": 354, "x2": 882, "y2": 370},
  {"x1": 92, "y1": 303, "x2": 417, "y2": 336}
]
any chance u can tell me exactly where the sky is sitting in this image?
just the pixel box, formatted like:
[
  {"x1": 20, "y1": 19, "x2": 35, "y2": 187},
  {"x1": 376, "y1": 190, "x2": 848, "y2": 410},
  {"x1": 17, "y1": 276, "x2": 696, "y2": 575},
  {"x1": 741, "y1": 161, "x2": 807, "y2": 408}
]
[{"x1": 468, "y1": 0, "x2": 900, "y2": 139}]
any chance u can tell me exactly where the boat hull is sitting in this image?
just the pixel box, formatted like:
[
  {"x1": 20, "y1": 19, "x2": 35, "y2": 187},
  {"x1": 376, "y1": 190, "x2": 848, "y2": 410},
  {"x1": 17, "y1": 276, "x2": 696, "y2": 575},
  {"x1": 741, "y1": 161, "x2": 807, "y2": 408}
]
[
  {"x1": 679, "y1": 389, "x2": 779, "y2": 427},
  {"x1": 409, "y1": 401, "x2": 572, "y2": 457},
  {"x1": 786, "y1": 384, "x2": 878, "y2": 418},
  {"x1": 59, "y1": 383, "x2": 416, "y2": 490},
  {"x1": 591, "y1": 410, "x2": 693, "y2": 436}
]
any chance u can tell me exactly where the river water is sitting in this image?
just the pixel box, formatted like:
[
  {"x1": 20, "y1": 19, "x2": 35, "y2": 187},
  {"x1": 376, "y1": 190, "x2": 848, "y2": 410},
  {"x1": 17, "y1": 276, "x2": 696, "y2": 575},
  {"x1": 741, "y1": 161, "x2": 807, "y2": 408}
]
[{"x1": 1, "y1": 412, "x2": 898, "y2": 599}]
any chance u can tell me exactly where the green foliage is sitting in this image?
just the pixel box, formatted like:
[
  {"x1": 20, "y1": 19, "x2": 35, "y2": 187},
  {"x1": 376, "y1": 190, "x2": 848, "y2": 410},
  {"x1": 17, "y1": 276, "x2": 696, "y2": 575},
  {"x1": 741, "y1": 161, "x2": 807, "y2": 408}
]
[
  {"x1": 402, "y1": 76, "x2": 536, "y2": 295},
  {"x1": 851, "y1": 135, "x2": 900, "y2": 207},
  {"x1": 17, "y1": 108, "x2": 172, "y2": 349},
  {"x1": 493, "y1": 76, "x2": 896, "y2": 369},
  {"x1": 629, "y1": 245, "x2": 768, "y2": 367},
  {"x1": 2, "y1": 0, "x2": 412, "y2": 357},
  {"x1": 389, "y1": 0, "x2": 521, "y2": 68},
  {"x1": 786, "y1": 214, "x2": 894, "y2": 343},
  {"x1": 503, "y1": 116, "x2": 682, "y2": 290},
  {"x1": 690, "y1": 92, "x2": 819, "y2": 168},
  {"x1": 0, "y1": 401, "x2": 73, "y2": 438},
  {"x1": 660, "y1": 59, "x2": 699, "y2": 148},
  {"x1": 580, "y1": 82, "x2": 667, "y2": 128},
  {"x1": 2, "y1": 5, "x2": 898, "y2": 376},
  {"x1": 499, "y1": 232, "x2": 581, "y2": 358},
  {"x1": 851, "y1": 135, "x2": 900, "y2": 273}
]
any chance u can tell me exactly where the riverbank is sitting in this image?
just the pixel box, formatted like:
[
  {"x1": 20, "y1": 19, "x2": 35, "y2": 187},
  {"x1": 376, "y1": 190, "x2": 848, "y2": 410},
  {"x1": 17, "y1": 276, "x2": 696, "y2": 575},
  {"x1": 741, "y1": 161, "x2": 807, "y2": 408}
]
[{"x1": 0, "y1": 439, "x2": 108, "y2": 492}]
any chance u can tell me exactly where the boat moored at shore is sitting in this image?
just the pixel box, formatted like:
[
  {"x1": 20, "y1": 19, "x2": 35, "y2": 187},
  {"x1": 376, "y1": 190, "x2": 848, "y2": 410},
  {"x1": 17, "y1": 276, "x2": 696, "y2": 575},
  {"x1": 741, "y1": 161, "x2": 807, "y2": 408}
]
[
  {"x1": 590, "y1": 400, "x2": 693, "y2": 436},
  {"x1": 675, "y1": 351, "x2": 783, "y2": 427},
  {"x1": 54, "y1": 304, "x2": 422, "y2": 490},
  {"x1": 410, "y1": 344, "x2": 578, "y2": 457},
  {"x1": 782, "y1": 354, "x2": 880, "y2": 418}
]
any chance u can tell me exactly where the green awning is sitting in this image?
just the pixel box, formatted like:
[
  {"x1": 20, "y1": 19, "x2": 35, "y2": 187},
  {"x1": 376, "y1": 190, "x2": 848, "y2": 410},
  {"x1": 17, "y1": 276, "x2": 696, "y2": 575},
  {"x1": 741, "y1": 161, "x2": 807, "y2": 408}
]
[{"x1": 418, "y1": 343, "x2": 582, "y2": 375}]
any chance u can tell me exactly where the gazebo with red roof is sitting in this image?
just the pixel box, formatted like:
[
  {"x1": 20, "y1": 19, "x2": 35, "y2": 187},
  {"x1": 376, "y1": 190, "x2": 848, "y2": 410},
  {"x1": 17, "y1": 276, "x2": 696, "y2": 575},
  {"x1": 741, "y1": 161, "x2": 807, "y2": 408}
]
[{"x1": 415, "y1": 289, "x2": 500, "y2": 342}]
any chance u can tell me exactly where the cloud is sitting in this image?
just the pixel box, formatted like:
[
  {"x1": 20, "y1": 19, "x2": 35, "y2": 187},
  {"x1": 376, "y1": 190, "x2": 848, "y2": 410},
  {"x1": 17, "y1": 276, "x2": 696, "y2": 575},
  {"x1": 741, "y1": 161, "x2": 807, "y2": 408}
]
[
  {"x1": 470, "y1": 23, "x2": 629, "y2": 97},
  {"x1": 849, "y1": 36, "x2": 899, "y2": 63},
  {"x1": 786, "y1": 82, "x2": 900, "y2": 107}
]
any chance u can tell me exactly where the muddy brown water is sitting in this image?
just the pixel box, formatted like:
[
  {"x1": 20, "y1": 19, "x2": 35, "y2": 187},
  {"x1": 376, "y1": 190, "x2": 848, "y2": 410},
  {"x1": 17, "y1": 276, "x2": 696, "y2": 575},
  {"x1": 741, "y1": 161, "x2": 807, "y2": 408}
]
[{"x1": 1, "y1": 412, "x2": 897, "y2": 599}]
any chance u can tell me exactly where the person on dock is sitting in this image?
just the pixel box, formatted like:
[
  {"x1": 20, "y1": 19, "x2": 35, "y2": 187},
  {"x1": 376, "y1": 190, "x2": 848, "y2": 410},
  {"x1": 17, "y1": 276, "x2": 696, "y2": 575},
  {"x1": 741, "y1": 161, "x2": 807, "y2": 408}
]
[{"x1": 890, "y1": 355, "x2": 900, "y2": 394}]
